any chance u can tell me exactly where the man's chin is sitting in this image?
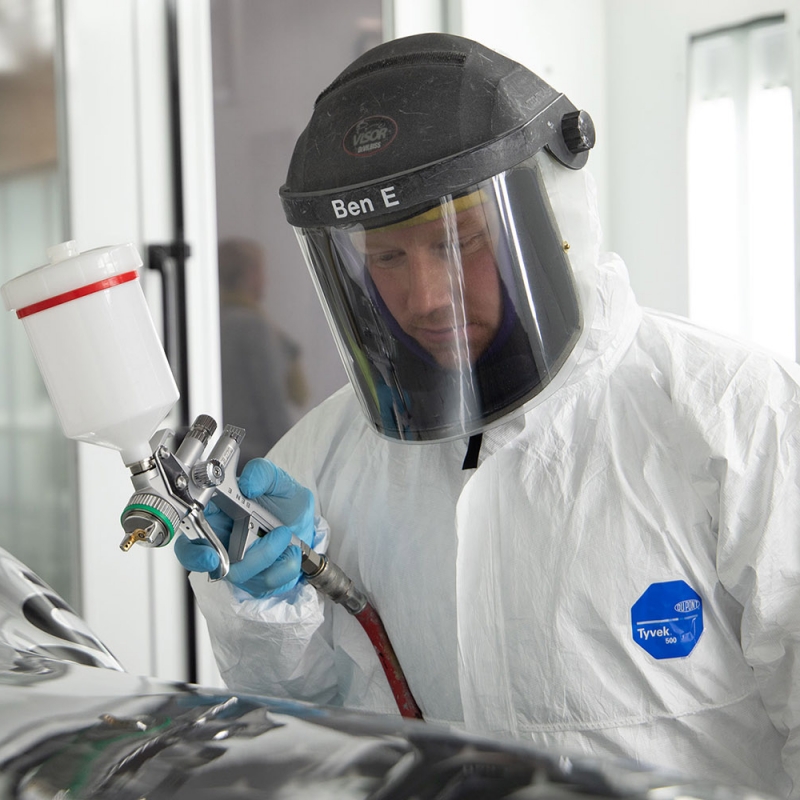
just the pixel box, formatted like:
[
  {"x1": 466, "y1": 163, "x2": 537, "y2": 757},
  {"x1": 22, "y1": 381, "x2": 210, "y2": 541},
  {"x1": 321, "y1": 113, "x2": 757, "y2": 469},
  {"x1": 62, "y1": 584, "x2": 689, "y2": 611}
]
[
  {"x1": 425, "y1": 344, "x2": 487, "y2": 371},
  {"x1": 409, "y1": 324, "x2": 496, "y2": 369}
]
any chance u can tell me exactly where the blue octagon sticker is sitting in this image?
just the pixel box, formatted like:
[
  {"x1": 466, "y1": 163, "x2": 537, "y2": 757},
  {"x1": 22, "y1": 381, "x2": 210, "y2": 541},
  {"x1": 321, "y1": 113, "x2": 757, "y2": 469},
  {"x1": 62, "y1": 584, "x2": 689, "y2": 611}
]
[{"x1": 631, "y1": 580, "x2": 703, "y2": 660}]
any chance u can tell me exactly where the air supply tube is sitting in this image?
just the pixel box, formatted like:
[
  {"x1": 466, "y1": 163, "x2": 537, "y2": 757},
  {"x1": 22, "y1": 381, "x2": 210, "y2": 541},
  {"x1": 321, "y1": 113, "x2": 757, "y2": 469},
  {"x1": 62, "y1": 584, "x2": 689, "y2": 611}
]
[{"x1": 355, "y1": 604, "x2": 424, "y2": 719}]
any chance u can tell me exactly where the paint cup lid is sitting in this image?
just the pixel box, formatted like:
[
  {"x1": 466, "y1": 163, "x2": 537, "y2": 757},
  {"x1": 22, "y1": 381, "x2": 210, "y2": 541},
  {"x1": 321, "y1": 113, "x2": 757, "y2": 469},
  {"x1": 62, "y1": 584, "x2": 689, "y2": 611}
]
[{"x1": 1, "y1": 240, "x2": 142, "y2": 313}]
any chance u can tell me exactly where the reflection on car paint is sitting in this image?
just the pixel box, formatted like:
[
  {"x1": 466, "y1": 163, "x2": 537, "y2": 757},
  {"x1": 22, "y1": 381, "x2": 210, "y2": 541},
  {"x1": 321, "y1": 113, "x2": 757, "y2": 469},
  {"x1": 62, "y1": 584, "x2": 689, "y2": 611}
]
[
  {"x1": 0, "y1": 547, "x2": 782, "y2": 799},
  {"x1": 0, "y1": 551, "x2": 123, "y2": 674}
]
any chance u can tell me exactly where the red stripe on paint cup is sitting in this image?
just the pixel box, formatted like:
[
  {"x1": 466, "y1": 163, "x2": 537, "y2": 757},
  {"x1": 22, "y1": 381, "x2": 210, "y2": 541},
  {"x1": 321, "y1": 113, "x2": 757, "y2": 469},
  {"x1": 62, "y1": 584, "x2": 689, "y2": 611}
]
[{"x1": 16, "y1": 271, "x2": 139, "y2": 318}]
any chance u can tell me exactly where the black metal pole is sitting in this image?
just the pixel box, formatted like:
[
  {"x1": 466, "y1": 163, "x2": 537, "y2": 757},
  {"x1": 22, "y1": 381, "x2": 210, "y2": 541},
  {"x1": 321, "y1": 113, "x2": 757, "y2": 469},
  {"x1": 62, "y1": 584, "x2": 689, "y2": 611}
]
[{"x1": 162, "y1": 0, "x2": 197, "y2": 685}]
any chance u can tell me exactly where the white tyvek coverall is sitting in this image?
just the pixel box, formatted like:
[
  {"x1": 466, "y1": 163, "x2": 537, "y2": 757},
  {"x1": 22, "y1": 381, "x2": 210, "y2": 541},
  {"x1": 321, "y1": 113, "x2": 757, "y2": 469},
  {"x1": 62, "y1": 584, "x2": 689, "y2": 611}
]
[{"x1": 192, "y1": 173, "x2": 800, "y2": 797}]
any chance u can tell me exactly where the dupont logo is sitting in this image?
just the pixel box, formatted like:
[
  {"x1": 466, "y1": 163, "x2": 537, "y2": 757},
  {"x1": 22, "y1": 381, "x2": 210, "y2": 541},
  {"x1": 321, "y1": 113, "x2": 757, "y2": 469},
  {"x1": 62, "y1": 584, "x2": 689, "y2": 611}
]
[
  {"x1": 674, "y1": 599, "x2": 701, "y2": 613},
  {"x1": 343, "y1": 116, "x2": 398, "y2": 157}
]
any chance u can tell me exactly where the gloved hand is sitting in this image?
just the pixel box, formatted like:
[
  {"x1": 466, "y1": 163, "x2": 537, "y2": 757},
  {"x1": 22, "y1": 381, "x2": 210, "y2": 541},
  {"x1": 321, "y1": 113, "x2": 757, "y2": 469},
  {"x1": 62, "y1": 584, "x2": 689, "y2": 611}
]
[{"x1": 174, "y1": 458, "x2": 316, "y2": 598}]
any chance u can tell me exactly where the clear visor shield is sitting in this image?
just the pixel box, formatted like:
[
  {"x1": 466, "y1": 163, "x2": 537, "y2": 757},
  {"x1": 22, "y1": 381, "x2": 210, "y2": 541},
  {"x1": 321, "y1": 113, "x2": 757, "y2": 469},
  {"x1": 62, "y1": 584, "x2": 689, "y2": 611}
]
[{"x1": 296, "y1": 156, "x2": 584, "y2": 442}]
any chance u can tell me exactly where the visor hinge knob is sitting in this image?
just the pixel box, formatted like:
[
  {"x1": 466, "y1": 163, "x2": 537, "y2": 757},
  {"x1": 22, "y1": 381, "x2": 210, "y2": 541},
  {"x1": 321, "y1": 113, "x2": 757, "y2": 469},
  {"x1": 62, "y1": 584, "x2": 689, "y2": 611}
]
[{"x1": 561, "y1": 109, "x2": 596, "y2": 154}]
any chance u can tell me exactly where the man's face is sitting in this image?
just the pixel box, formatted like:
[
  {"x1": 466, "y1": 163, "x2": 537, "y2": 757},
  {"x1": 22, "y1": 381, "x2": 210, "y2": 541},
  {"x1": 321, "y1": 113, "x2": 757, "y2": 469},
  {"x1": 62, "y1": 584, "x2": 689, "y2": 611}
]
[{"x1": 356, "y1": 201, "x2": 503, "y2": 369}]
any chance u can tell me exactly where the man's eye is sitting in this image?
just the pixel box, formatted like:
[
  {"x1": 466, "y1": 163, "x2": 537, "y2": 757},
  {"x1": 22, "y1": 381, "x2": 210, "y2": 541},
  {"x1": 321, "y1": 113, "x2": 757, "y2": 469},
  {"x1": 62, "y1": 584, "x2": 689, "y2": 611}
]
[
  {"x1": 430, "y1": 233, "x2": 485, "y2": 258},
  {"x1": 368, "y1": 251, "x2": 403, "y2": 268},
  {"x1": 457, "y1": 233, "x2": 486, "y2": 254}
]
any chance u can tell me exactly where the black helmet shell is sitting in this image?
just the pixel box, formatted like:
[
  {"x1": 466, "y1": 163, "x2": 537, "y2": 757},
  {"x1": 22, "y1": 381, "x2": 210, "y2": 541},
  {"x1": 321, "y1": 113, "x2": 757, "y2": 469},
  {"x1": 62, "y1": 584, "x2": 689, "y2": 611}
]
[{"x1": 280, "y1": 33, "x2": 594, "y2": 228}]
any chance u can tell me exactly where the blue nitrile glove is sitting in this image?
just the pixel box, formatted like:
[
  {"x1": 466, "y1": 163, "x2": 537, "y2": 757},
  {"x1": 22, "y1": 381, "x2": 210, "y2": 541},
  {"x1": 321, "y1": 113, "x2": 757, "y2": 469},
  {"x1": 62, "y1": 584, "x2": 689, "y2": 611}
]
[{"x1": 173, "y1": 458, "x2": 316, "y2": 599}]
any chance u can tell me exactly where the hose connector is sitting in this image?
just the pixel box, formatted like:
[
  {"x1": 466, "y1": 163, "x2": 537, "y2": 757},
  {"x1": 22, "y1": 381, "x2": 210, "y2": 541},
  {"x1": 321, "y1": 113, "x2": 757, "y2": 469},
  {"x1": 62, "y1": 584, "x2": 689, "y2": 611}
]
[{"x1": 302, "y1": 553, "x2": 367, "y2": 615}]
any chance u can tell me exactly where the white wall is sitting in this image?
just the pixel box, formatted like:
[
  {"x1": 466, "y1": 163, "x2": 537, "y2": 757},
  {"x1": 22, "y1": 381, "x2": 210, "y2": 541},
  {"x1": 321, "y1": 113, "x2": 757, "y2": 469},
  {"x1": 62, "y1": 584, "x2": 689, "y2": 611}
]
[{"x1": 606, "y1": 0, "x2": 799, "y2": 317}]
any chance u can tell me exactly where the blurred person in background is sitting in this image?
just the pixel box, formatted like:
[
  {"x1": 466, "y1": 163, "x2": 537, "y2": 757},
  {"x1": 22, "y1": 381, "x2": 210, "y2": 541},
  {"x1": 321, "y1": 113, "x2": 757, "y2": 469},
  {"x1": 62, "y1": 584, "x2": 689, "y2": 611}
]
[{"x1": 217, "y1": 237, "x2": 308, "y2": 466}]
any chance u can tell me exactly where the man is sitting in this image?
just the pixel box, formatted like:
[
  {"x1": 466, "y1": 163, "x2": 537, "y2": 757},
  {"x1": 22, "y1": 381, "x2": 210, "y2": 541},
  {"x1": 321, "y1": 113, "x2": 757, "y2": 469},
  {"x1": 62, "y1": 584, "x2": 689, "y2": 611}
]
[{"x1": 176, "y1": 33, "x2": 800, "y2": 797}]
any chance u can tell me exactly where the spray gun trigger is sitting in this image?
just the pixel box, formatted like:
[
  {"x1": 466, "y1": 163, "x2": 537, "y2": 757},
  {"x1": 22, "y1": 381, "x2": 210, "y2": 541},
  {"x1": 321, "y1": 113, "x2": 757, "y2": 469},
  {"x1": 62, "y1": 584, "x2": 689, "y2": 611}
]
[{"x1": 191, "y1": 509, "x2": 231, "y2": 581}]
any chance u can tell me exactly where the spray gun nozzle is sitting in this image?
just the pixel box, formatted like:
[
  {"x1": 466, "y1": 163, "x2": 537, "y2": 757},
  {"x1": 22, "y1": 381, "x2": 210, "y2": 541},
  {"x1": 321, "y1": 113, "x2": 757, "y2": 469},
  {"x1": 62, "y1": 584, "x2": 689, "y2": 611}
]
[{"x1": 120, "y1": 529, "x2": 151, "y2": 552}]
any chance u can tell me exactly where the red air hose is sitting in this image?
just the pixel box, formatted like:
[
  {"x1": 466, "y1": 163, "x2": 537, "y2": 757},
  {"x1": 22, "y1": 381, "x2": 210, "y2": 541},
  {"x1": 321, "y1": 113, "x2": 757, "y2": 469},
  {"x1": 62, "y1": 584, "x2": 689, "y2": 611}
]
[
  {"x1": 355, "y1": 603, "x2": 424, "y2": 719},
  {"x1": 301, "y1": 550, "x2": 423, "y2": 720}
]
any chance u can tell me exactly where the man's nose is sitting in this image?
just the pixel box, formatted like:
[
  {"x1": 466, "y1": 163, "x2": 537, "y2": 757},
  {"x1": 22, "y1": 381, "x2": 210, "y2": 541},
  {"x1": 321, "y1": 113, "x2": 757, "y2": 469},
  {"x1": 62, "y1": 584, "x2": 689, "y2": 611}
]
[{"x1": 406, "y1": 249, "x2": 459, "y2": 317}]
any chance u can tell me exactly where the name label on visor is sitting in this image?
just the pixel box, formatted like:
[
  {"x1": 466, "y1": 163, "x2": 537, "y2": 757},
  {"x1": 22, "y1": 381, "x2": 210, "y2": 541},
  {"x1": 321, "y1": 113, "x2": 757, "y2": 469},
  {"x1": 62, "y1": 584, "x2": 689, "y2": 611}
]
[
  {"x1": 631, "y1": 580, "x2": 703, "y2": 660},
  {"x1": 331, "y1": 185, "x2": 401, "y2": 220}
]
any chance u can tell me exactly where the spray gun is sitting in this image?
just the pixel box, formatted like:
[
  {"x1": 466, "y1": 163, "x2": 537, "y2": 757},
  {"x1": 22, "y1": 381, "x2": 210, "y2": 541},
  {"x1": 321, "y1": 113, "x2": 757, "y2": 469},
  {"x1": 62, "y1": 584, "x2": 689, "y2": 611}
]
[{"x1": 119, "y1": 414, "x2": 365, "y2": 614}]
